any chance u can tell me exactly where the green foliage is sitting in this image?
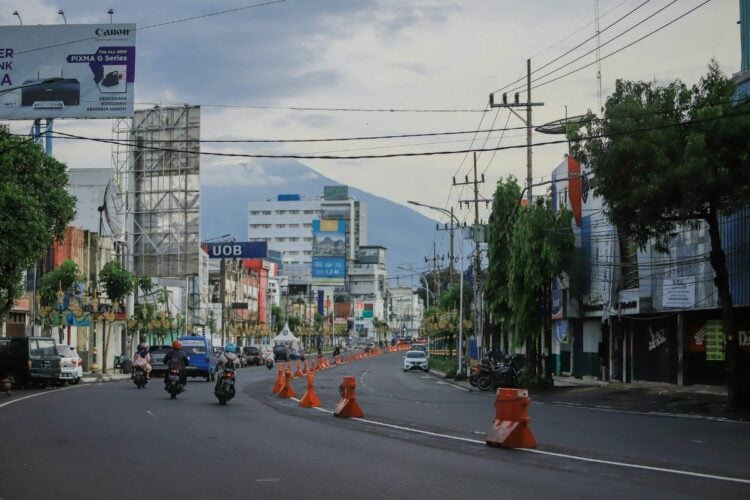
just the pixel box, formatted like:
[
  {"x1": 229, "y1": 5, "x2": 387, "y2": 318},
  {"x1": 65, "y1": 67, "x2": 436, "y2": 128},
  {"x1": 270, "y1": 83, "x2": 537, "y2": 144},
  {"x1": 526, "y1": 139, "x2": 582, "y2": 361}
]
[
  {"x1": 287, "y1": 315, "x2": 301, "y2": 331},
  {"x1": 507, "y1": 198, "x2": 574, "y2": 342},
  {"x1": 572, "y1": 61, "x2": 750, "y2": 251},
  {"x1": 271, "y1": 305, "x2": 284, "y2": 331},
  {"x1": 137, "y1": 276, "x2": 153, "y2": 295},
  {"x1": 38, "y1": 260, "x2": 83, "y2": 307},
  {"x1": 486, "y1": 176, "x2": 523, "y2": 324},
  {"x1": 0, "y1": 126, "x2": 77, "y2": 315},
  {"x1": 99, "y1": 261, "x2": 135, "y2": 304},
  {"x1": 438, "y1": 283, "x2": 472, "y2": 316}
]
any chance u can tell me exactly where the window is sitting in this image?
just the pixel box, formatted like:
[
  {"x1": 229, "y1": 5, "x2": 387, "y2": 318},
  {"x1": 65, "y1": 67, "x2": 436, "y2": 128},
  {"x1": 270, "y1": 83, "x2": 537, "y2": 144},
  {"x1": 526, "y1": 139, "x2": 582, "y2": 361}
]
[
  {"x1": 303, "y1": 223, "x2": 312, "y2": 228},
  {"x1": 250, "y1": 210, "x2": 261, "y2": 215},
  {"x1": 262, "y1": 211, "x2": 271, "y2": 215},
  {"x1": 289, "y1": 237, "x2": 299, "y2": 242},
  {"x1": 276, "y1": 224, "x2": 286, "y2": 228},
  {"x1": 276, "y1": 210, "x2": 286, "y2": 215},
  {"x1": 289, "y1": 210, "x2": 300, "y2": 215},
  {"x1": 289, "y1": 224, "x2": 300, "y2": 228}
]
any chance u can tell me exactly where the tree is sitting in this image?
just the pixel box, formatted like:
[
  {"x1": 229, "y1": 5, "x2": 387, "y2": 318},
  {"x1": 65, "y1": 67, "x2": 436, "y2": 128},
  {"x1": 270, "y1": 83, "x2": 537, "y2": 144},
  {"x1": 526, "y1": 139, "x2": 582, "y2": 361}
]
[
  {"x1": 38, "y1": 259, "x2": 83, "y2": 335},
  {"x1": 507, "y1": 198, "x2": 574, "y2": 385},
  {"x1": 0, "y1": 126, "x2": 76, "y2": 316},
  {"x1": 98, "y1": 261, "x2": 135, "y2": 372},
  {"x1": 572, "y1": 62, "x2": 750, "y2": 407},
  {"x1": 486, "y1": 176, "x2": 523, "y2": 353}
]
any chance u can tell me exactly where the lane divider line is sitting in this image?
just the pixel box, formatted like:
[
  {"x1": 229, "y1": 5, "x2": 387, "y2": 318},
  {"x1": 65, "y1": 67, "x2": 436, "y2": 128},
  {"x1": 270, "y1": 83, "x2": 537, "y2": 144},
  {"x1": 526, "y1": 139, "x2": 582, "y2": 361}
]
[
  {"x1": 287, "y1": 396, "x2": 750, "y2": 484},
  {"x1": 0, "y1": 383, "x2": 88, "y2": 409}
]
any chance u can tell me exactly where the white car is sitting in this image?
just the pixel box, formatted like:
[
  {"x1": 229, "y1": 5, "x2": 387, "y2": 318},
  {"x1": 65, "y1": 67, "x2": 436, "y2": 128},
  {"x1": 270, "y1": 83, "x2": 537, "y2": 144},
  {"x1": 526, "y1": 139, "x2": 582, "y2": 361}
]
[
  {"x1": 403, "y1": 350, "x2": 429, "y2": 371},
  {"x1": 56, "y1": 344, "x2": 83, "y2": 384}
]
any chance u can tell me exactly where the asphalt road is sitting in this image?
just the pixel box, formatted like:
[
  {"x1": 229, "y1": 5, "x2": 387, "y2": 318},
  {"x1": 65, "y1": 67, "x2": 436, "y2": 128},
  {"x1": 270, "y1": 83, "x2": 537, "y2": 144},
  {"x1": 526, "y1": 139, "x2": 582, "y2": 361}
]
[{"x1": 1, "y1": 351, "x2": 748, "y2": 499}]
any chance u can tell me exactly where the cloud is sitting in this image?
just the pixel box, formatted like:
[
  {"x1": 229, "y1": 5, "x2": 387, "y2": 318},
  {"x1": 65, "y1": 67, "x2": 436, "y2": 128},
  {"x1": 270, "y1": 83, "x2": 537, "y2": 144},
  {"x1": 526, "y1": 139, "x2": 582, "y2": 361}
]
[{"x1": 202, "y1": 161, "x2": 286, "y2": 188}]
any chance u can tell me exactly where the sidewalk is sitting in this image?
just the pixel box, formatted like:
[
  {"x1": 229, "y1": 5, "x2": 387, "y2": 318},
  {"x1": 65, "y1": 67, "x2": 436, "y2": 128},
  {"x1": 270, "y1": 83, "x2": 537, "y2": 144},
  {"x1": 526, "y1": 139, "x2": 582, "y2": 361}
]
[{"x1": 430, "y1": 368, "x2": 748, "y2": 421}]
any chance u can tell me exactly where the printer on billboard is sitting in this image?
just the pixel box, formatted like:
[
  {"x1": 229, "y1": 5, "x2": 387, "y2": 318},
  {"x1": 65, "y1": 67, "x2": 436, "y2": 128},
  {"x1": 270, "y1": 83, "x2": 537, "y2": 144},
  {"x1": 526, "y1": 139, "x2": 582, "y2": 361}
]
[{"x1": 21, "y1": 69, "x2": 80, "y2": 107}]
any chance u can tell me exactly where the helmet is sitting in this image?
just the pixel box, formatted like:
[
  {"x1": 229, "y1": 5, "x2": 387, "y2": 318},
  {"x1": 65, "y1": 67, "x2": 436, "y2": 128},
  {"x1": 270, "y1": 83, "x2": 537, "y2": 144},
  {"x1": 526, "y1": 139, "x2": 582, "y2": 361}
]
[
  {"x1": 137, "y1": 342, "x2": 148, "y2": 351},
  {"x1": 224, "y1": 343, "x2": 236, "y2": 354},
  {"x1": 172, "y1": 340, "x2": 182, "y2": 350}
]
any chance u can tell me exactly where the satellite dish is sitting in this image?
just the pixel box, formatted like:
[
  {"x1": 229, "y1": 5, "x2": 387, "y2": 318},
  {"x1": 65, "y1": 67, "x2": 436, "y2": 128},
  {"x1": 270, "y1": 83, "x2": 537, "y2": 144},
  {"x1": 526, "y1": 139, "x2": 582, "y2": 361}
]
[{"x1": 102, "y1": 179, "x2": 124, "y2": 239}]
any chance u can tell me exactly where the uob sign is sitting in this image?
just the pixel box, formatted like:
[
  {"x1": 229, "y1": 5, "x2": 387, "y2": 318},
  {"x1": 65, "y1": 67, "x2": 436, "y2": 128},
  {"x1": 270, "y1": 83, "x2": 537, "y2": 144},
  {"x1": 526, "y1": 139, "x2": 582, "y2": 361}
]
[{"x1": 206, "y1": 242, "x2": 267, "y2": 259}]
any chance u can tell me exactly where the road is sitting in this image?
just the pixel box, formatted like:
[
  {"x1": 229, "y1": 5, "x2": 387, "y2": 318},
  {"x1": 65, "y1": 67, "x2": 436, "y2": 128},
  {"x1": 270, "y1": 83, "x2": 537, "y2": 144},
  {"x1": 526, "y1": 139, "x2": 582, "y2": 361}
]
[{"x1": 1, "y1": 351, "x2": 748, "y2": 499}]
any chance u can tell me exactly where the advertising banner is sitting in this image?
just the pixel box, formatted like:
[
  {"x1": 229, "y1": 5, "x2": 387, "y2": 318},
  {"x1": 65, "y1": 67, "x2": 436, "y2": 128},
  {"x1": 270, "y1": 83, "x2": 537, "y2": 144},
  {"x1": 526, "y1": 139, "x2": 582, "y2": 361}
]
[
  {"x1": 312, "y1": 219, "x2": 346, "y2": 285},
  {"x1": 0, "y1": 24, "x2": 136, "y2": 119}
]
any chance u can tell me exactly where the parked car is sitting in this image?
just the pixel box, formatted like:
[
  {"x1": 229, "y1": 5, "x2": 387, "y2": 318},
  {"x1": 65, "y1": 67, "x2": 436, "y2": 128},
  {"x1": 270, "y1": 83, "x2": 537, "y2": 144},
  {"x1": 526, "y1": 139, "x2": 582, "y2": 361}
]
[
  {"x1": 56, "y1": 344, "x2": 82, "y2": 384},
  {"x1": 243, "y1": 346, "x2": 262, "y2": 366},
  {"x1": 0, "y1": 336, "x2": 61, "y2": 387},
  {"x1": 179, "y1": 336, "x2": 217, "y2": 381},
  {"x1": 273, "y1": 344, "x2": 288, "y2": 362},
  {"x1": 148, "y1": 345, "x2": 173, "y2": 377},
  {"x1": 403, "y1": 350, "x2": 429, "y2": 371}
]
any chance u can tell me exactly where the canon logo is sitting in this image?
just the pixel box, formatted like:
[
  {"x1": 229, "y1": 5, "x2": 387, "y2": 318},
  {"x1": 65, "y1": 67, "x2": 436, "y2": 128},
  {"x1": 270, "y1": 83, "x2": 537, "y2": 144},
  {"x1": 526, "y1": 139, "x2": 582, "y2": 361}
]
[{"x1": 95, "y1": 28, "x2": 130, "y2": 36}]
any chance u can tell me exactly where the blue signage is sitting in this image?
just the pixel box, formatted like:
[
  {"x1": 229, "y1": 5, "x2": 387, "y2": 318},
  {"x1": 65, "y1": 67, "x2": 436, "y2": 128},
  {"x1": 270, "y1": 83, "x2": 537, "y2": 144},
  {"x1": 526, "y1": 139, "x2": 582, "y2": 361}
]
[
  {"x1": 205, "y1": 242, "x2": 267, "y2": 259},
  {"x1": 312, "y1": 257, "x2": 346, "y2": 278}
]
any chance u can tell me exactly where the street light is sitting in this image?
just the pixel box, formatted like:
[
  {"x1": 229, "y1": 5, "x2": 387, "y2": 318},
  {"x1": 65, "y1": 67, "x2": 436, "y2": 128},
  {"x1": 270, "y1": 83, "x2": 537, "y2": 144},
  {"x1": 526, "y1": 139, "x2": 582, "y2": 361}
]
[
  {"x1": 397, "y1": 265, "x2": 434, "y2": 310},
  {"x1": 58, "y1": 10, "x2": 67, "y2": 24},
  {"x1": 407, "y1": 200, "x2": 466, "y2": 376},
  {"x1": 12, "y1": 11, "x2": 22, "y2": 25}
]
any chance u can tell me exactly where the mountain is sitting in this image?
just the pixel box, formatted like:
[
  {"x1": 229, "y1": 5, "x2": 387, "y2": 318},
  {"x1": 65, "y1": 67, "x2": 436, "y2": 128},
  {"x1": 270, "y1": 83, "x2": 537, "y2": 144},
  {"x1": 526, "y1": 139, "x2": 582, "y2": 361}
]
[{"x1": 200, "y1": 160, "x2": 437, "y2": 274}]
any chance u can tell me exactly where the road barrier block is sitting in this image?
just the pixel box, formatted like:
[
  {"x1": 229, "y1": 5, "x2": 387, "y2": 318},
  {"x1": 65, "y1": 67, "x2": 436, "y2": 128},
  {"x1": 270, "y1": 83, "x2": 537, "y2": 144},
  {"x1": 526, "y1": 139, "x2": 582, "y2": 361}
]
[
  {"x1": 334, "y1": 375, "x2": 364, "y2": 418},
  {"x1": 486, "y1": 388, "x2": 536, "y2": 449},
  {"x1": 299, "y1": 373, "x2": 322, "y2": 408}
]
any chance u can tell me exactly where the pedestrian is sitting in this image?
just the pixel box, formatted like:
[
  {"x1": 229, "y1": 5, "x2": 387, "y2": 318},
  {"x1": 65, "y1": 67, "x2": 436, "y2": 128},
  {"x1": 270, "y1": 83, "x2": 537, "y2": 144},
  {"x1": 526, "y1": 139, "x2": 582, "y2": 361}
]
[{"x1": 332, "y1": 345, "x2": 341, "y2": 359}]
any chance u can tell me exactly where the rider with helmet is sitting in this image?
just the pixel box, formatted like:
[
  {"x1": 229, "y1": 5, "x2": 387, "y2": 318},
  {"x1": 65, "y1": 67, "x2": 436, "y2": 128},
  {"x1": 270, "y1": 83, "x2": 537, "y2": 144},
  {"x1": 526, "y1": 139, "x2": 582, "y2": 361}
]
[
  {"x1": 163, "y1": 340, "x2": 189, "y2": 386},
  {"x1": 217, "y1": 343, "x2": 239, "y2": 376},
  {"x1": 132, "y1": 342, "x2": 152, "y2": 379}
]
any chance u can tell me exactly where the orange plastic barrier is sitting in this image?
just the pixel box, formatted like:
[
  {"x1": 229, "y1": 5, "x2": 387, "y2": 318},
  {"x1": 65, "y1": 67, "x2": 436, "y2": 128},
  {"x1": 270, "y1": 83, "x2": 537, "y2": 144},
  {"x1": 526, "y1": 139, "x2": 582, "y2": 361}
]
[
  {"x1": 278, "y1": 364, "x2": 297, "y2": 398},
  {"x1": 294, "y1": 361, "x2": 304, "y2": 378},
  {"x1": 299, "y1": 372, "x2": 322, "y2": 408},
  {"x1": 334, "y1": 375, "x2": 364, "y2": 418},
  {"x1": 272, "y1": 363, "x2": 285, "y2": 394},
  {"x1": 486, "y1": 388, "x2": 536, "y2": 448}
]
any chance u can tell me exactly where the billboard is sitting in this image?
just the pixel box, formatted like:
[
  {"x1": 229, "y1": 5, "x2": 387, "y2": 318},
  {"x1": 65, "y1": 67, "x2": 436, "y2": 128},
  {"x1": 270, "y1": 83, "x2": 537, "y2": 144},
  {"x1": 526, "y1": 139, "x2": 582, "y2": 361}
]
[
  {"x1": 312, "y1": 219, "x2": 346, "y2": 285},
  {"x1": 323, "y1": 185, "x2": 348, "y2": 201},
  {"x1": 204, "y1": 242, "x2": 268, "y2": 259},
  {"x1": 0, "y1": 24, "x2": 135, "y2": 119}
]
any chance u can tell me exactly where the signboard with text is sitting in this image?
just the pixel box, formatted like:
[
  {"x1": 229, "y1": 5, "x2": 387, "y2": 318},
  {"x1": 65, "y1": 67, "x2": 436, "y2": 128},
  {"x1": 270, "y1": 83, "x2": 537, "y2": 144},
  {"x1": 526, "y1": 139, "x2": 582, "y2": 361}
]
[
  {"x1": 0, "y1": 24, "x2": 136, "y2": 119},
  {"x1": 205, "y1": 241, "x2": 267, "y2": 259},
  {"x1": 312, "y1": 219, "x2": 346, "y2": 285},
  {"x1": 662, "y1": 276, "x2": 695, "y2": 308}
]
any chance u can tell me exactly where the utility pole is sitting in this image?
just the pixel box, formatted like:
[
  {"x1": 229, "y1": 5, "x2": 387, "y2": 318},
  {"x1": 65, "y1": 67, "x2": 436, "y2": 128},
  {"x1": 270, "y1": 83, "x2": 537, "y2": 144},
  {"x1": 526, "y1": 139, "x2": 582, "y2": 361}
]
[
  {"x1": 489, "y1": 58, "x2": 544, "y2": 203},
  {"x1": 453, "y1": 152, "x2": 486, "y2": 370},
  {"x1": 435, "y1": 207, "x2": 455, "y2": 287},
  {"x1": 424, "y1": 242, "x2": 444, "y2": 298}
]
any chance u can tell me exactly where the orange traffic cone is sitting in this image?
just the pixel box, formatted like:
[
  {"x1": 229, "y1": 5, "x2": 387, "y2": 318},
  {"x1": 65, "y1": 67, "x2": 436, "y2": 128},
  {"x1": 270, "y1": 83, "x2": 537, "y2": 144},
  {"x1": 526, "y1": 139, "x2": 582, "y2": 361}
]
[
  {"x1": 294, "y1": 361, "x2": 304, "y2": 378},
  {"x1": 278, "y1": 364, "x2": 296, "y2": 398},
  {"x1": 272, "y1": 363, "x2": 284, "y2": 393},
  {"x1": 302, "y1": 359, "x2": 308, "y2": 375},
  {"x1": 299, "y1": 372, "x2": 322, "y2": 408}
]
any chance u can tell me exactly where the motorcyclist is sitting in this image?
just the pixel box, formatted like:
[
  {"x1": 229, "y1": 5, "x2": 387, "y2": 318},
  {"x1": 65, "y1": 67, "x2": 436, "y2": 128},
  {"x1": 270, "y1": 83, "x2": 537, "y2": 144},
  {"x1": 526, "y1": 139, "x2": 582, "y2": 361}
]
[
  {"x1": 216, "y1": 343, "x2": 239, "y2": 388},
  {"x1": 132, "y1": 342, "x2": 152, "y2": 379},
  {"x1": 163, "y1": 340, "x2": 189, "y2": 386}
]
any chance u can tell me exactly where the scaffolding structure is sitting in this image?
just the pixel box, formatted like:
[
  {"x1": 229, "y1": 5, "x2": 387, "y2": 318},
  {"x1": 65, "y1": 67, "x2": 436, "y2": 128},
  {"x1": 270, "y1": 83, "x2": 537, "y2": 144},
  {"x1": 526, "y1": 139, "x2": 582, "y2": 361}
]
[{"x1": 129, "y1": 105, "x2": 201, "y2": 278}]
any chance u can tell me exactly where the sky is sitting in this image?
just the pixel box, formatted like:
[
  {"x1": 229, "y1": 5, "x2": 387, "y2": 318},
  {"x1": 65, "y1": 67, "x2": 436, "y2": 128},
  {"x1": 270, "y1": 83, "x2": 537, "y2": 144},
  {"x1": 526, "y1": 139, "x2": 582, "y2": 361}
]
[{"x1": 0, "y1": 0, "x2": 742, "y2": 239}]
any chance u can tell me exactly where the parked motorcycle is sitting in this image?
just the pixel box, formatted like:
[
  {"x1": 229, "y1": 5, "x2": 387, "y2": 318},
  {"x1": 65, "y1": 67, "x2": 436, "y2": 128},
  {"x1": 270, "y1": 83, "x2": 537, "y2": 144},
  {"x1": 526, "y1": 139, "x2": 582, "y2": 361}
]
[
  {"x1": 214, "y1": 363, "x2": 236, "y2": 405},
  {"x1": 133, "y1": 367, "x2": 148, "y2": 389},
  {"x1": 476, "y1": 355, "x2": 522, "y2": 391},
  {"x1": 165, "y1": 367, "x2": 185, "y2": 399}
]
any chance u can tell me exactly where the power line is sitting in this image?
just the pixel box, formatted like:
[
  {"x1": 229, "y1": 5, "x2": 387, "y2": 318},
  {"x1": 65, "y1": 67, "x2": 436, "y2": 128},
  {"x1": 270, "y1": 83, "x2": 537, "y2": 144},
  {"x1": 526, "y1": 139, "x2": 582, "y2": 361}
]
[
  {"x1": 494, "y1": 0, "x2": 653, "y2": 94},
  {"x1": 46, "y1": 104, "x2": 750, "y2": 160},
  {"x1": 16, "y1": 0, "x2": 287, "y2": 55},
  {"x1": 528, "y1": 0, "x2": 711, "y2": 91}
]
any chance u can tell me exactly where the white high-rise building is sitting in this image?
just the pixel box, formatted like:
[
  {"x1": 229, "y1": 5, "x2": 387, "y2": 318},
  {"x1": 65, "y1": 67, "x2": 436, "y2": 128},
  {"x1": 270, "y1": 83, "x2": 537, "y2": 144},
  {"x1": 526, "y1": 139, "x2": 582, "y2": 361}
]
[{"x1": 248, "y1": 194, "x2": 321, "y2": 285}]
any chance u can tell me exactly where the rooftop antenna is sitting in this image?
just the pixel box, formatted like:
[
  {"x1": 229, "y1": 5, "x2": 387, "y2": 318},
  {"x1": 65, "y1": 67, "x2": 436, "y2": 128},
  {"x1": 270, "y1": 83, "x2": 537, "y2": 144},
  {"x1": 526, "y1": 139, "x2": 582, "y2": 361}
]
[
  {"x1": 58, "y1": 9, "x2": 67, "y2": 24},
  {"x1": 12, "y1": 10, "x2": 22, "y2": 25}
]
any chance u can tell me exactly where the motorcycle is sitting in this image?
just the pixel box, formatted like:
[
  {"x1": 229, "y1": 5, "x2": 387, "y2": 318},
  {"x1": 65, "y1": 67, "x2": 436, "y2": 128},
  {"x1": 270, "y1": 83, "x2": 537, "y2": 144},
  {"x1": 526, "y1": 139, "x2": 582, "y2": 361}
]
[
  {"x1": 470, "y1": 353, "x2": 500, "y2": 388},
  {"x1": 165, "y1": 367, "x2": 185, "y2": 399},
  {"x1": 263, "y1": 351, "x2": 275, "y2": 370},
  {"x1": 476, "y1": 355, "x2": 522, "y2": 391},
  {"x1": 214, "y1": 363, "x2": 236, "y2": 405},
  {"x1": 133, "y1": 366, "x2": 148, "y2": 389}
]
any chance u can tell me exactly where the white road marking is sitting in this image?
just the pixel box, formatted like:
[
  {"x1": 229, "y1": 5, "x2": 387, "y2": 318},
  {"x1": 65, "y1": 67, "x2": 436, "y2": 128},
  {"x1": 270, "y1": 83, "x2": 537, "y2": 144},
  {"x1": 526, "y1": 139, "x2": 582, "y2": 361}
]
[
  {"x1": 0, "y1": 384, "x2": 85, "y2": 409},
  {"x1": 256, "y1": 478, "x2": 279, "y2": 482},
  {"x1": 288, "y1": 396, "x2": 750, "y2": 484},
  {"x1": 540, "y1": 400, "x2": 749, "y2": 424}
]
